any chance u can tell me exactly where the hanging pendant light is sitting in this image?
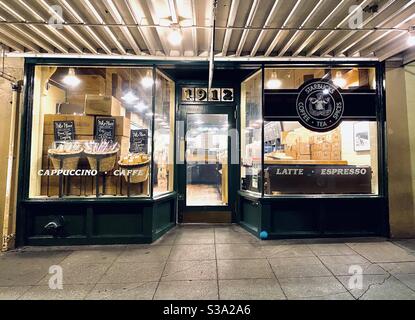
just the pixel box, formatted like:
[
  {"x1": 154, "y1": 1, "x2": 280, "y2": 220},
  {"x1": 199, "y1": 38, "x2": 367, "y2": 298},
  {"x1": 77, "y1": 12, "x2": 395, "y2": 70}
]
[
  {"x1": 63, "y1": 68, "x2": 81, "y2": 87},
  {"x1": 122, "y1": 69, "x2": 138, "y2": 104},
  {"x1": 141, "y1": 70, "x2": 154, "y2": 88},
  {"x1": 333, "y1": 71, "x2": 347, "y2": 88},
  {"x1": 267, "y1": 71, "x2": 282, "y2": 89}
]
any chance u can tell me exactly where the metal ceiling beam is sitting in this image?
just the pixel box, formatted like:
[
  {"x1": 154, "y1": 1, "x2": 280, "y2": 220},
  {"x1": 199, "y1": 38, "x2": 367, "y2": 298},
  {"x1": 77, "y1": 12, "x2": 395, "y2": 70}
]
[
  {"x1": 345, "y1": 1, "x2": 415, "y2": 56},
  {"x1": 124, "y1": 0, "x2": 156, "y2": 55},
  {"x1": 265, "y1": 0, "x2": 304, "y2": 56},
  {"x1": 221, "y1": 0, "x2": 239, "y2": 56},
  {"x1": 209, "y1": 0, "x2": 218, "y2": 90},
  {"x1": 320, "y1": 0, "x2": 399, "y2": 57},
  {"x1": 191, "y1": 0, "x2": 198, "y2": 56},
  {"x1": 250, "y1": 0, "x2": 279, "y2": 56},
  {"x1": 36, "y1": 0, "x2": 96, "y2": 54},
  {"x1": 104, "y1": 0, "x2": 141, "y2": 55},
  {"x1": 376, "y1": 32, "x2": 411, "y2": 60},
  {"x1": 58, "y1": 0, "x2": 112, "y2": 54},
  {"x1": 278, "y1": 0, "x2": 324, "y2": 56},
  {"x1": 167, "y1": 0, "x2": 183, "y2": 56},
  {"x1": 0, "y1": 24, "x2": 38, "y2": 52},
  {"x1": 20, "y1": 0, "x2": 83, "y2": 53},
  {"x1": 307, "y1": 0, "x2": 372, "y2": 57},
  {"x1": 235, "y1": 0, "x2": 260, "y2": 56},
  {"x1": 0, "y1": 0, "x2": 67, "y2": 53},
  {"x1": 144, "y1": 0, "x2": 170, "y2": 56},
  {"x1": 362, "y1": 29, "x2": 408, "y2": 56},
  {"x1": 0, "y1": 13, "x2": 51, "y2": 52},
  {"x1": 81, "y1": 0, "x2": 126, "y2": 54},
  {"x1": 0, "y1": 13, "x2": 39, "y2": 52},
  {"x1": 292, "y1": 0, "x2": 348, "y2": 57},
  {"x1": 0, "y1": 33, "x2": 24, "y2": 52}
]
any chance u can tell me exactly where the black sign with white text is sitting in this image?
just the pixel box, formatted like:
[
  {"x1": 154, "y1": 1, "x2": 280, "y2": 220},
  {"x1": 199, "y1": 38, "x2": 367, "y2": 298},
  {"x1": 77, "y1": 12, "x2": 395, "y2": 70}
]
[
  {"x1": 54, "y1": 121, "x2": 75, "y2": 141},
  {"x1": 130, "y1": 129, "x2": 148, "y2": 154},
  {"x1": 95, "y1": 118, "x2": 116, "y2": 142}
]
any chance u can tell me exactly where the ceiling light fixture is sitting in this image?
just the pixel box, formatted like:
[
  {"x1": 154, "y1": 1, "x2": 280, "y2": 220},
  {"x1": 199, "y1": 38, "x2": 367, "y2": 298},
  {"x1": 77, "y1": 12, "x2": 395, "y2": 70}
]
[
  {"x1": 168, "y1": 24, "x2": 183, "y2": 46},
  {"x1": 267, "y1": 71, "x2": 282, "y2": 89},
  {"x1": 141, "y1": 70, "x2": 154, "y2": 88},
  {"x1": 63, "y1": 68, "x2": 81, "y2": 87},
  {"x1": 122, "y1": 69, "x2": 138, "y2": 104},
  {"x1": 408, "y1": 26, "x2": 415, "y2": 46}
]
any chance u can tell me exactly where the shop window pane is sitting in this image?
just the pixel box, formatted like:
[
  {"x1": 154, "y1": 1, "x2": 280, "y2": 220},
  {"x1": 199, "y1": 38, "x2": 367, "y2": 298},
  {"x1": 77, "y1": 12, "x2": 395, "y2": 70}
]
[
  {"x1": 241, "y1": 70, "x2": 263, "y2": 194},
  {"x1": 264, "y1": 121, "x2": 379, "y2": 195},
  {"x1": 29, "y1": 66, "x2": 157, "y2": 198},
  {"x1": 154, "y1": 71, "x2": 175, "y2": 196},
  {"x1": 264, "y1": 68, "x2": 376, "y2": 90}
]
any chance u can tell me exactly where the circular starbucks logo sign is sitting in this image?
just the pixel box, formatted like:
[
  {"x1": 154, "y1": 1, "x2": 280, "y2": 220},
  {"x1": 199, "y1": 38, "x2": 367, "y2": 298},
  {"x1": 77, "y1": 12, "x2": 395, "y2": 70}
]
[{"x1": 296, "y1": 79, "x2": 344, "y2": 132}]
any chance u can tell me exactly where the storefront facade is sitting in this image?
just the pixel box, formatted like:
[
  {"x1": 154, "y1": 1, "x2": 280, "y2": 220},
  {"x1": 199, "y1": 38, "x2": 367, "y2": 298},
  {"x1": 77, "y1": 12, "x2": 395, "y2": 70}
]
[{"x1": 15, "y1": 58, "x2": 388, "y2": 246}]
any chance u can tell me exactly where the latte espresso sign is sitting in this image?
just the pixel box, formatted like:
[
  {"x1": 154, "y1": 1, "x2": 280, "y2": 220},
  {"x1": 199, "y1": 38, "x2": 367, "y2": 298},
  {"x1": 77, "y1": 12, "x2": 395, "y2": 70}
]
[{"x1": 296, "y1": 79, "x2": 344, "y2": 132}]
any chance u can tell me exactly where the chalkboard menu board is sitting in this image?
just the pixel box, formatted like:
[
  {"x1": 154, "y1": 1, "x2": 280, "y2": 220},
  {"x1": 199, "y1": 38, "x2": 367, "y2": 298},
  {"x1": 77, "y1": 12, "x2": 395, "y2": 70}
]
[
  {"x1": 54, "y1": 121, "x2": 75, "y2": 141},
  {"x1": 95, "y1": 117, "x2": 116, "y2": 142},
  {"x1": 130, "y1": 129, "x2": 148, "y2": 153}
]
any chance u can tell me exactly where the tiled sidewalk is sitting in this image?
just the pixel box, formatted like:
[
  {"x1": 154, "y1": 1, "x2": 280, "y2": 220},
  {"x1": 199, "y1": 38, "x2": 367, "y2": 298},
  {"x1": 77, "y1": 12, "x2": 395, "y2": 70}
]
[{"x1": 1, "y1": 225, "x2": 415, "y2": 300}]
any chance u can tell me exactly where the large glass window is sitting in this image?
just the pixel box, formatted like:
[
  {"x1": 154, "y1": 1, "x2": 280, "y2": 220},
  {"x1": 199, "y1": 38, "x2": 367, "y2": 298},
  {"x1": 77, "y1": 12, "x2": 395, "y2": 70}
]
[
  {"x1": 241, "y1": 70, "x2": 263, "y2": 194},
  {"x1": 29, "y1": 66, "x2": 174, "y2": 199},
  {"x1": 264, "y1": 121, "x2": 378, "y2": 195},
  {"x1": 154, "y1": 71, "x2": 175, "y2": 196},
  {"x1": 262, "y1": 67, "x2": 379, "y2": 196}
]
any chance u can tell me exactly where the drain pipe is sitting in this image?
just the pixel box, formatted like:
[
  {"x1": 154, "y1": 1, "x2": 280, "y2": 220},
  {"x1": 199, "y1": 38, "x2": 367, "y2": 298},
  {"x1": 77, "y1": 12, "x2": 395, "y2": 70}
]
[
  {"x1": 208, "y1": 0, "x2": 218, "y2": 91},
  {"x1": 2, "y1": 81, "x2": 21, "y2": 252}
]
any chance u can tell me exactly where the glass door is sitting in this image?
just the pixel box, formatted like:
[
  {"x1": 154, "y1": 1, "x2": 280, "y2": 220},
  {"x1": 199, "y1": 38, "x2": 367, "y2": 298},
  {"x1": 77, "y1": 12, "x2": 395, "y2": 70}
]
[
  {"x1": 186, "y1": 114, "x2": 229, "y2": 206},
  {"x1": 178, "y1": 106, "x2": 236, "y2": 223}
]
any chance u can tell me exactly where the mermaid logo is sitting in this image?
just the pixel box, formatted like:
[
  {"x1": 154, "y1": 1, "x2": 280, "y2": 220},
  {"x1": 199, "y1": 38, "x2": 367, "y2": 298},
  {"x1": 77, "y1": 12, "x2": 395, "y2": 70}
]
[{"x1": 296, "y1": 79, "x2": 344, "y2": 132}]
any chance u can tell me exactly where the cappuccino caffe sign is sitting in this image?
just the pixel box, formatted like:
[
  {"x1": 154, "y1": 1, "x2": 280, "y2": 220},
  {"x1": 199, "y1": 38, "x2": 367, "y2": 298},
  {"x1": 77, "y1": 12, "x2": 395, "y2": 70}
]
[{"x1": 296, "y1": 79, "x2": 344, "y2": 132}]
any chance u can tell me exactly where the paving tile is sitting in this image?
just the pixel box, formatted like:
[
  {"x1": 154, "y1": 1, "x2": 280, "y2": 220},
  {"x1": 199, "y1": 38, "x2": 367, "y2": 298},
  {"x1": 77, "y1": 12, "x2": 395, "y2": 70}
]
[
  {"x1": 19, "y1": 284, "x2": 94, "y2": 300},
  {"x1": 308, "y1": 244, "x2": 356, "y2": 256},
  {"x1": 214, "y1": 229, "x2": 259, "y2": 244},
  {"x1": 154, "y1": 280, "x2": 218, "y2": 300},
  {"x1": 175, "y1": 233, "x2": 215, "y2": 245},
  {"x1": 297, "y1": 292, "x2": 355, "y2": 300},
  {"x1": 216, "y1": 244, "x2": 265, "y2": 260},
  {"x1": 260, "y1": 245, "x2": 315, "y2": 258},
  {"x1": 161, "y1": 260, "x2": 217, "y2": 281},
  {"x1": 324, "y1": 263, "x2": 387, "y2": 276},
  {"x1": 337, "y1": 274, "x2": 391, "y2": 299},
  {"x1": 0, "y1": 287, "x2": 31, "y2": 300},
  {"x1": 347, "y1": 242, "x2": 415, "y2": 263},
  {"x1": 393, "y1": 239, "x2": 415, "y2": 252},
  {"x1": 217, "y1": 259, "x2": 274, "y2": 280},
  {"x1": 319, "y1": 254, "x2": 369, "y2": 265},
  {"x1": 219, "y1": 279, "x2": 286, "y2": 300},
  {"x1": 98, "y1": 262, "x2": 165, "y2": 284},
  {"x1": 37, "y1": 262, "x2": 111, "y2": 285},
  {"x1": 117, "y1": 246, "x2": 172, "y2": 263},
  {"x1": 152, "y1": 233, "x2": 177, "y2": 246},
  {"x1": 378, "y1": 262, "x2": 415, "y2": 275},
  {"x1": 393, "y1": 273, "x2": 415, "y2": 291},
  {"x1": 270, "y1": 263, "x2": 331, "y2": 279},
  {"x1": 0, "y1": 264, "x2": 50, "y2": 286},
  {"x1": 61, "y1": 248, "x2": 123, "y2": 264},
  {"x1": 359, "y1": 277, "x2": 415, "y2": 300},
  {"x1": 279, "y1": 276, "x2": 347, "y2": 299},
  {"x1": 0, "y1": 250, "x2": 70, "y2": 266},
  {"x1": 268, "y1": 256, "x2": 321, "y2": 266},
  {"x1": 169, "y1": 245, "x2": 216, "y2": 261},
  {"x1": 86, "y1": 282, "x2": 158, "y2": 300}
]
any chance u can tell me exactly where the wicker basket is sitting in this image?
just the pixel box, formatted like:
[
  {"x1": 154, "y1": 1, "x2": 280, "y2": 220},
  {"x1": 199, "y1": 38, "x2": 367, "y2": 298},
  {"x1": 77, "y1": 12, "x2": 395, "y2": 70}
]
[
  {"x1": 48, "y1": 150, "x2": 82, "y2": 171},
  {"x1": 84, "y1": 150, "x2": 119, "y2": 173},
  {"x1": 118, "y1": 160, "x2": 150, "y2": 184}
]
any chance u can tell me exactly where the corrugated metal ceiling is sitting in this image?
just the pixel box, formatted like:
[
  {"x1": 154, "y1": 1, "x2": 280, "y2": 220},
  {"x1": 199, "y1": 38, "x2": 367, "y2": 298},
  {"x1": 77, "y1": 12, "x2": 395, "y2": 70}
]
[{"x1": 0, "y1": 0, "x2": 413, "y2": 61}]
